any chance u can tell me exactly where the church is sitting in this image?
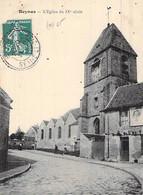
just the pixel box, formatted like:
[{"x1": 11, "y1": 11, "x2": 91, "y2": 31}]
[{"x1": 79, "y1": 23, "x2": 143, "y2": 162}]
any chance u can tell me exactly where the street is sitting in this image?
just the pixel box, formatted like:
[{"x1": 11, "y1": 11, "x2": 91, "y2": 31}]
[{"x1": 0, "y1": 150, "x2": 141, "y2": 195}]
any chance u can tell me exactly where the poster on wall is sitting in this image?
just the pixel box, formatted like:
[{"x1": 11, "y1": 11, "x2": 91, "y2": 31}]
[{"x1": 130, "y1": 107, "x2": 143, "y2": 126}]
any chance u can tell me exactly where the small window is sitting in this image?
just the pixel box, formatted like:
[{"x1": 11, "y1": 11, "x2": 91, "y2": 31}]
[
  {"x1": 94, "y1": 118, "x2": 100, "y2": 134},
  {"x1": 121, "y1": 55, "x2": 129, "y2": 79},
  {"x1": 41, "y1": 129, "x2": 44, "y2": 140},
  {"x1": 58, "y1": 126, "x2": 62, "y2": 139},
  {"x1": 119, "y1": 110, "x2": 129, "y2": 126},
  {"x1": 49, "y1": 128, "x2": 52, "y2": 139},
  {"x1": 91, "y1": 58, "x2": 100, "y2": 81},
  {"x1": 94, "y1": 97, "x2": 98, "y2": 109},
  {"x1": 68, "y1": 126, "x2": 71, "y2": 138}
]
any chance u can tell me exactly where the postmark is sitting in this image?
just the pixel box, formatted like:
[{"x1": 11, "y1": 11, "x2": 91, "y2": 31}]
[{"x1": 0, "y1": 19, "x2": 40, "y2": 70}]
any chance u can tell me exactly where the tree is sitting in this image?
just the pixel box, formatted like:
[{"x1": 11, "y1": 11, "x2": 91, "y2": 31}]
[
  {"x1": 10, "y1": 133, "x2": 16, "y2": 140},
  {"x1": 15, "y1": 126, "x2": 25, "y2": 140}
]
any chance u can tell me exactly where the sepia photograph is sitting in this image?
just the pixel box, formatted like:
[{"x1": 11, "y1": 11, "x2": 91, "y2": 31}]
[{"x1": 0, "y1": 0, "x2": 143, "y2": 194}]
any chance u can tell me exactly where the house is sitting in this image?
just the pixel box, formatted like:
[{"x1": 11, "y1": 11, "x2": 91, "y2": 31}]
[
  {"x1": 24, "y1": 125, "x2": 38, "y2": 149},
  {"x1": 103, "y1": 83, "x2": 143, "y2": 162},
  {"x1": 0, "y1": 87, "x2": 12, "y2": 172},
  {"x1": 79, "y1": 23, "x2": 142, "y2": 161}
]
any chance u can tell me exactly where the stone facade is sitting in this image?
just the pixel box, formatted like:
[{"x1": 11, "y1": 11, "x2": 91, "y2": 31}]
[
  {"x1": 36, "y1": 108, "x2": 80, "y2": 152},
  {"x1": 0, "y1": 87, "x2": 12, "y2": 172},
  {"x1": 24, "y1": 126, "x2": 38, "y2": 149},
  {"x1": 104, "y1": 106, "x2": 143, "y2": 162},
  {"x1": 79, "y1": 23, "x2": 142, "y2": 161},
  {"x1": 37, "y1": 120, "x2": 48, "y2": 148}
]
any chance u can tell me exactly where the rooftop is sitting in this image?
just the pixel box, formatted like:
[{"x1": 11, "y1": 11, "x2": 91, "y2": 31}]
[
  {"x1": 62, "y1": 108, "x2": 80, "y2": 122},
  {"x1": 104, "y1": 82, "x2": 143, "y2": 111},
  {"x1": 85, "y1": 23, "x2": 137, "y2": 63}
]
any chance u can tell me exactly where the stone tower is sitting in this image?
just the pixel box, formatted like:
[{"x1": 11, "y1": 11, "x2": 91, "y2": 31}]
[{"x1": 79, "y1": 23, "x2": 137, "y2": 138}]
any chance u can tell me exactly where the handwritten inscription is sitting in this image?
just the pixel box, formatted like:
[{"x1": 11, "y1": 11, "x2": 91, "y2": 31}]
[{"x1": 46, "y1": 18, "x2": 66, "y2": 30}]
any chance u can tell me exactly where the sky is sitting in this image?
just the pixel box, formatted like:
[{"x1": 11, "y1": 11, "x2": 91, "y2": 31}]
[{"x1": 0, "y1": 0, "x2": 143, "y2": 134}]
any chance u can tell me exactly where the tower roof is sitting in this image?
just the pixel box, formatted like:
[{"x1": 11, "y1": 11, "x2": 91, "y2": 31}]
[{"x1": 85, "y1": 23, "x2": 137, "y2": 63}]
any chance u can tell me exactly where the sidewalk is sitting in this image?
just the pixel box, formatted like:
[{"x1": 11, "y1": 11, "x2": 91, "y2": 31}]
[{"x1": 0, "y1": 163, "x2": 31, "y2": 183}]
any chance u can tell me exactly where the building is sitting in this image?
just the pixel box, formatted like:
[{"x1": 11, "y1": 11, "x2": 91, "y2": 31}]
[
  {"x1": 36, "y1": 108, "x2": 80, "y2": 152},
  {"x1": 103, "y1": 83, "x2": 143, "y2": 162},
  {"x1": 79, "y1": 23, "x2": 142, "y2": 161},
  {"x1": 37, "y1": 120, "x2": 49, "y2": 149},
  {"x1": 0, "y1": 87, "x2": 12, "y2": 172},
  {"x1": 24, "y1": 125, "x2": 38, "y2": 149}
]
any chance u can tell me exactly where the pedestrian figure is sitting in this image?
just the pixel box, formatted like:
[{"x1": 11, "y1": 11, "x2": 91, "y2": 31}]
[
  {"x1": 54, "y1": 145, "x2": 58, "y2": 154},
  {"x1": 64, "y1": 144, "x2": 68, "y2": 154},
  {"x1": 74, "y1": 142, "x2": 78, "y2": 156}
]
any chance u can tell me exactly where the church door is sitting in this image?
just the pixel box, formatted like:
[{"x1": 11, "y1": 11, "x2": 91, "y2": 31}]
[{"x1": 120, "y1": 137, "x2": 129, "y2": 161}]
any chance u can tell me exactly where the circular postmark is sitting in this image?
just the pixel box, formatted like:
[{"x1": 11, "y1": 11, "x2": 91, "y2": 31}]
[{"x1": 0, "y1": 29, "x2": 40, "y2": 71}]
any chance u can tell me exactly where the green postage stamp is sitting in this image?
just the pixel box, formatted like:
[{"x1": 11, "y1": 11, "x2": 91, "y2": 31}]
[
  {"x1": 1, "y1": 19, "x2": 40, "y2": 70},
  {"x1": 3, "y1": 19, "x2": 32, "y2": 56}
]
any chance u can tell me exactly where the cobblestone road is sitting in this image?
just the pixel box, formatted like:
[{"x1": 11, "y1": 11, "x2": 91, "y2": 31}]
[{"x1": 0, "y1": 150, "x2": 141, "y2": 195}]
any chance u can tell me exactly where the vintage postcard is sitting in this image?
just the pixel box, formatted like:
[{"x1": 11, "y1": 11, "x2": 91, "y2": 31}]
[{"x1": 0, "y1": 0, "x2": 143, "y2": 194}]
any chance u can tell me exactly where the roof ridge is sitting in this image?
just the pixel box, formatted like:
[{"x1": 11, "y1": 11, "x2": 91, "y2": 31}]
[{"x1": 85, "y1": 23, "x2": 137, "y2": 63}]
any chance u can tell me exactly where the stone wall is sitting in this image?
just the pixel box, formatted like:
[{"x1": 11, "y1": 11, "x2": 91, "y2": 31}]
[
  {"x1": 37, "y1": 115, "x2": 80, "y2": 152},
  {"x1": 0, "y1": 89, "x2": 12, "y2": 172},
  {"x1": 105, "y1": 111, "x2": 142, "y2": 161},
  {"x1": 80, "y1": 133, "x2": 92, "y2": 158}
]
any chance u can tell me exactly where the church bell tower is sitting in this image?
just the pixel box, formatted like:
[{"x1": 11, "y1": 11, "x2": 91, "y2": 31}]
[{"x1": 79, "y1": 23, "x2": 137, "y2": 136}]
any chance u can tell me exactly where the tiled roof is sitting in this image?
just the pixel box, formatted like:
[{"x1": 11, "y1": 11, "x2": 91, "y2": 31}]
[
  {"x1": 104, "y1": 82, "x2": 143, "y2": 111},
  {"x1": 0, "y1": 87, "x2": 13, "y2": 109},
  {"x1": 62, "y1": 108, "x2": 80, "y2": 122},
  {"x1": 0, "y1": 87, "x2": 13, "y2": 102},
  {"x1": 43, "y1": 120, "x2": 49, "y2": 125},
  {"x1": 83, "y1": 134, "x2": 105, "y2": 141},
  {"x1": 85, "y1": 23, "x2": 137, "y2": 63}
]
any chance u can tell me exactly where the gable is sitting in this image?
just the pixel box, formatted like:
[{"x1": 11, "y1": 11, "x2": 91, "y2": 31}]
[
  {"x1": 56, "y1": 117, "x2": 64, "y2": 126},
  {"x1": 85, "y1": 23, "x2": 137, "y2": 63},
  {"x1": 66, "y1": 113, "x2": 76, "y2": 125}
]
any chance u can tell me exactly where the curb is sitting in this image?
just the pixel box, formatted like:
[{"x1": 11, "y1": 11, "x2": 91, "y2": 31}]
[
  {"x1": 0, "y1": 163, "x2": 31, "y2": 183},
  {"x1": 32, "y1": 150, "x2": 143, "y2": 193},
  {"x1": 88, "y1": 161, "x2": 143, "y2": 195}
]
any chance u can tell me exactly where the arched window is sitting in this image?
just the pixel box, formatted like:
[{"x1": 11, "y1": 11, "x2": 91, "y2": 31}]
[
  {"x1": 91, "y1": 58, "x2": 100, "y2": 81},
  {"x1": 58, "y1": 126, "x2": 62, "y2": 139},
  {"x1": 41, "y1": 129, "x2": 44, "y2": 140},
  {"x1": 68, "y1": 126, "x2": 71, "y2": 138},
  {"x1": 49, "y1": 128, "x2": 52, "y2": 139},
  {"x1": 94, "y1": 118, "x2": 100, "y2": 134},
  {"x1": 121, "y1": 55, "x2": 129, "y2": 79}
]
